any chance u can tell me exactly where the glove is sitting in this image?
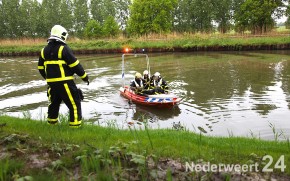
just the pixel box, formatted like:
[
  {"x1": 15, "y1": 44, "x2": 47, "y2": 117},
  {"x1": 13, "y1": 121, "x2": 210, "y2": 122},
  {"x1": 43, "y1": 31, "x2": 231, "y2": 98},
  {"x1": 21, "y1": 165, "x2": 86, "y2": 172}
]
[{"x1": 82, "y1": 75, "x2": 90, "y2": 85}]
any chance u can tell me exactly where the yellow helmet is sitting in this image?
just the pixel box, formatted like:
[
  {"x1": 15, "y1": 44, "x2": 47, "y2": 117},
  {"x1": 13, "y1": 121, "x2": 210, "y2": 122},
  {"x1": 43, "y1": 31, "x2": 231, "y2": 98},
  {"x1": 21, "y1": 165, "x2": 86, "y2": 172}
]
[
  {"x1": 135, "y1": 72, "x2": 142, "y2": 78},
  {"x1": 49, "y1": 25, "x2": 68, "y2": 43}
]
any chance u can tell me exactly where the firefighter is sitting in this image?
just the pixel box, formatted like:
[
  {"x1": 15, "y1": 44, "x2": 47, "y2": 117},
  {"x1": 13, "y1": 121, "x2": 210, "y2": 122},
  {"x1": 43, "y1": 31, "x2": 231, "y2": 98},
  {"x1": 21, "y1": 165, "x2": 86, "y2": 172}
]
[
  {"x1": 150, "y1": 72, "x2": 169, "y2": 94},
  {"x1": 130, "y1": 72, "x2": 144, "y2": 95},
  {"x1": 38, "y1": 25, "x2": 89, "y2": 128},
  {"x1": 141, "y1": 70, "x2": 155, "y2": 95},
  {"x1": 142, "y1": 70, "x2": 150, "y2": 89}
]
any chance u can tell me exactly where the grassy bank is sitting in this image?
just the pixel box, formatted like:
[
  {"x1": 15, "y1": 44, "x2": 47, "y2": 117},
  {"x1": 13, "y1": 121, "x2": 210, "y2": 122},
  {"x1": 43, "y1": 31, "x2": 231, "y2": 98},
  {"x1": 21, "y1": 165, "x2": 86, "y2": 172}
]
[
  {"x1": 0, "y1": 115, "x2": 289, "y2": 180},
  {"x1": 1, "y1": 32, "x2": 290, "y2": 56}
]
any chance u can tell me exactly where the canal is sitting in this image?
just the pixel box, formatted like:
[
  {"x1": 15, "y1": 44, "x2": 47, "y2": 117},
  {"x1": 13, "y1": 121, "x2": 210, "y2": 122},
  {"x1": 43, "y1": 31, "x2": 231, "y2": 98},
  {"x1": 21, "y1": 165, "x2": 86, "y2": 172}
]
[{"x1": 1, "y1": 50, "x2": 290, "y2": 140}]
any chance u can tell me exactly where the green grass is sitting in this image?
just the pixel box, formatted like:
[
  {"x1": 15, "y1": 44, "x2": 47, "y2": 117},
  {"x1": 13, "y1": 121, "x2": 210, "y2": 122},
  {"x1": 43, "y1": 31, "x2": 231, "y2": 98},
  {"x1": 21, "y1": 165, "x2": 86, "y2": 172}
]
[
  {"x1": 0, "y1": 115, "x2": 289, "y2": 180},
  {"x1": 2, "y1": 115, "x2": 289, "y2": 160}
]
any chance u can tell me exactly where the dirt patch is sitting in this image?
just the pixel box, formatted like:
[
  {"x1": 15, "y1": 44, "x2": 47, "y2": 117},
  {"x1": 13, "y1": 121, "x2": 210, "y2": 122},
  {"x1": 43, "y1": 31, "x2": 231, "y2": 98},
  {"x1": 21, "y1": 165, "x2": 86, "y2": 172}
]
[
  {"x1": 28, "y1": 153, "x2": 51, "y2": 169},
  {"x1": 0, "y1": 133, "x2": 58, "y2": 171}
]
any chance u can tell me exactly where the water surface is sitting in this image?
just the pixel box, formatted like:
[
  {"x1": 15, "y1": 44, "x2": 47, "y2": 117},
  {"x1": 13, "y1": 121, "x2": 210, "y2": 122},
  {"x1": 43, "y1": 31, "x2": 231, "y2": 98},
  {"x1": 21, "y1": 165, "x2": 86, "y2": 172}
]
[{"x1": 1, "y1": 51, "x2": 290, "y2": 140}]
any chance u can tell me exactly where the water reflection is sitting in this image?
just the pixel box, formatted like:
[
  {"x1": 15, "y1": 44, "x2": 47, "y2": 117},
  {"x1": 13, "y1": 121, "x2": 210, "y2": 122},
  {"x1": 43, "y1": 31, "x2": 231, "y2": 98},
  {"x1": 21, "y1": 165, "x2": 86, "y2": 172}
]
[
  {"x1": 1, "y1": 52, "x2": 290, "y2": 140},
  {"x1": 131, "y1": 105, "x2": 181, "y2": 121}
]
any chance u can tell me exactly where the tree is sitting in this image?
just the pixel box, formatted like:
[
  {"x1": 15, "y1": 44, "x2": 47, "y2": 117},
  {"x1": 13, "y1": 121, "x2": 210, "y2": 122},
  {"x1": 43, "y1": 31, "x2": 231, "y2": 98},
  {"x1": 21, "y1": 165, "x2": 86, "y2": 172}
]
[
  {"x1": 1, "y1": 0, "x2": 21, "y2": 38},
  {"x1": 18, "y1": 0, "x2": 41, "y2": 38},
  {"x1": 90, "y1": 0, "x2": 105, "y2": 24},
  {"x1": 37, "y1": 0, "x2": 74, "y2": 38},
  {"x1": 127, "y1": 0, "x2": 177, "y2": 36},
  {"x1": 192, "y1": 0, "x2": 215, "y2": 33},
  {"x1": 73, "y1": 0, "x2": 89, "y2": 36},
  {"x1": 90, "y1": 0, "x2": 115, "y2": 24},
  {"x1": 42, "y1": 0, "x2": 62, "y2": 29},
  {"x1": 173, "y1": 0, "x2": 195, "y2": 32},
  {"x1": 173, "y1": 0, "x2": 215, "y2": 33},
  {"x1": 114, "y1": 0, "x2": 131, "y2": 30},
  {"x1": 103, "y1": 15, "x2": 120, "y2": 37},
  {"x1": 59, "y1": 0, "x2": 74, "y2": 33},
  {"x1": 234, "y1": 0, "x2": 286, "y2": 34},
  {"x1": 286, "y1": 17, "x2": 290, "y2": 29},
  {"x1": 33, "y1": 1, "x2": 47, "y2": 37},
  {"x1": 212, "y1": 0, "x2": 233, "y2": 33},
  {"x1": 0, "y1": 0, "x2": 5, "y2": 38},
  {"x1": 285, "y1": 1, "x2": 290, "y2": 29},
  {"x1": 90, "y1": 0, "x2": 130, "y2": 33},
  {"x1": 84, "y1": 19, "x2": 103, "y2": 38}
]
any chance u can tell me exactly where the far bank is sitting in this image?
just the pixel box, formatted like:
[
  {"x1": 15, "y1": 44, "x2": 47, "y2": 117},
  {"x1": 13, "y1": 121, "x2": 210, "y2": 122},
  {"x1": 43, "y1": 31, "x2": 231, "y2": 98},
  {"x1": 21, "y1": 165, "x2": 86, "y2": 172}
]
[{"x1": 1, "y1": 34, "x2": 290, "y2": 56}]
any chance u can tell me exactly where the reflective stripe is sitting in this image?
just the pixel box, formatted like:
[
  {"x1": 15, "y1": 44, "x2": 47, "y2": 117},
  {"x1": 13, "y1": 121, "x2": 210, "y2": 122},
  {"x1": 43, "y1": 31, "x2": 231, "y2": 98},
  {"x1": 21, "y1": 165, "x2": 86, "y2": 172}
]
[
  {"x1": 47, "y1": 87, "x2": 51, "y2": 102},
  {"x1": 68, "y1": 60, "x2": 80, "y2": 68},
  {"x1": 47, "y1": 118, "x2": 58, "y2": 122},
  {"x1": 44, "y1": 60, "x2": 68, "y2": 82},
  {"x1": 43, "y1": 46, "x2": 76, "y2": 83},
  {"x1": 38, "y1": 66, "x2": 44, "y2": 69},
  {"x1": 69, "y1": 121, "x2": 82, "y2": 126},
  {"x1": 46, "y1": 76, "x2": 74, "y2": 82},
  {"x1": 59, "y1": 64, "x2": 65, "y2": 78},
  {"x1": 69, "y1": 123, "x2": 81, "y2": 128},
  {"x1": 47, "y1": 87, "x2": 52, "y2": 116},
  {"x1": 47, "y1": 118, "x2": 58, "y2": 121},
  {"x1": 80, "y1": 72, "x2": 87, "y2": 79},
  {"x1": 47, "y1": 99, "x2": 58, "y2": 124},
  {"x1": 64, "y1": 83, "x2": 79, "y2": 124},
  {"x1": 44, "y1": 60, "x2": 66, "y2": 65},
  {"x1": 48, "y1": 122, "x2": 58, "y2": 125},
  {"x1": 41, "y1": 48, "x2": 45, "y2": 59},
  {"x1": 58, "y1": 45, "x2": 64, "y2": 59}
]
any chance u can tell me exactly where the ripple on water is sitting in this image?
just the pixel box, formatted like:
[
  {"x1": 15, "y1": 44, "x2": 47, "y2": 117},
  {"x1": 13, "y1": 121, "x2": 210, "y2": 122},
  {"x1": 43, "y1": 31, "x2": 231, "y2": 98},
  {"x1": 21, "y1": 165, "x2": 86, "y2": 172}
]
[{"x1": 2, "y1": 53, "x2": 290, "y2": 140}]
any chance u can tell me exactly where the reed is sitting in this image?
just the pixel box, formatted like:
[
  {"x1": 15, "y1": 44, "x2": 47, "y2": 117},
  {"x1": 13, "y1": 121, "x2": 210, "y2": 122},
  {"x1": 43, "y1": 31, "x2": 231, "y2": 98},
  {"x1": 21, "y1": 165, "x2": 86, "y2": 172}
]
[{"x1": 0, "y1": 38, "x2": 46, "y2": 46}]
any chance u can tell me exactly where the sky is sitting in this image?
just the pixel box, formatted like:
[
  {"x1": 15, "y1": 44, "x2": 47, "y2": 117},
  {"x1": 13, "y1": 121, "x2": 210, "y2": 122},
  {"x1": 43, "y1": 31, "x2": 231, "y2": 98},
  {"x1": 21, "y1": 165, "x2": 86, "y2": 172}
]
[{"x1": 277, "y1": 16, "x2": 287, "y2": 23}]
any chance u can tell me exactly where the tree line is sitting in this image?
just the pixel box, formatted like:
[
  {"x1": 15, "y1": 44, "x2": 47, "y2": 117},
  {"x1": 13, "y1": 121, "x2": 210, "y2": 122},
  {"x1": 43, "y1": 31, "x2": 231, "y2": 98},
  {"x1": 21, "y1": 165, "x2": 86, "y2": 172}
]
[{"x1": 0, "y1": 0, "x2": 289, "y2": 39}]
